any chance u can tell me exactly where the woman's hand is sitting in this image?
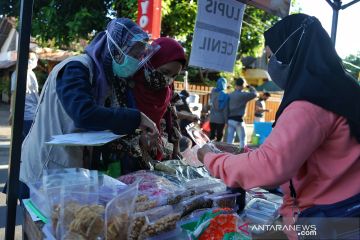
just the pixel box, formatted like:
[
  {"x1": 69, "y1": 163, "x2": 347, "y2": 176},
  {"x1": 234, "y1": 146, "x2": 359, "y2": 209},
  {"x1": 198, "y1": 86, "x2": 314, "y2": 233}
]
[
  {"x1": 197, "y1": 144, "x2": 215, "y2": 163},
  {"x1": 139, "y1": 112, "x2": 159, "y2": 136}
]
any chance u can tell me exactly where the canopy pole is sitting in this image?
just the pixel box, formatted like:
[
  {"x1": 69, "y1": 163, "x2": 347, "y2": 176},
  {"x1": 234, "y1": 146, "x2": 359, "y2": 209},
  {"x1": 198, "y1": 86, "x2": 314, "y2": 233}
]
[
  {"x1": 5, "y1": 0, "x2": 34, "y2": 239},
  {"x1": 326, "y1": 0, "x2": 360, "y2": 45},
  {"x1": 328, "y1": 0, "x2": 342, "y2": 45}
]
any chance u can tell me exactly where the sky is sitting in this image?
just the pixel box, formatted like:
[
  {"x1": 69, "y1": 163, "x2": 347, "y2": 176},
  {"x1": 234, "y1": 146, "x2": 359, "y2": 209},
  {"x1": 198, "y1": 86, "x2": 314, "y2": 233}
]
[{"x1": 292, "y1": 0, "x2": 360, "y2": 58}]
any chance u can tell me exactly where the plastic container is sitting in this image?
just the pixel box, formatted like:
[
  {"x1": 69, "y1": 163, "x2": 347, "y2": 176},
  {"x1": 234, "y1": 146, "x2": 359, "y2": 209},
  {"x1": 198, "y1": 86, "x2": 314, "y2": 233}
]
[
  {"x1": 206, "y1": 193, "x2": 241, "y2": 209},
  {"x1": 245, "y1": 198, "x2": 280, "y2": 225},
  {"x1": 253, "y1": 122, "x2": 273, "y2": 144}
]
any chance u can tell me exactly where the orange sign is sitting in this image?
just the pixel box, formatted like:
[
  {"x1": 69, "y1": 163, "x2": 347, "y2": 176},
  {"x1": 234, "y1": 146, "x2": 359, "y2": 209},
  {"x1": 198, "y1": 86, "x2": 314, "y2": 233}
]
[{"x1": 137, "y1": 0, "x2": 162, "y2": 39}]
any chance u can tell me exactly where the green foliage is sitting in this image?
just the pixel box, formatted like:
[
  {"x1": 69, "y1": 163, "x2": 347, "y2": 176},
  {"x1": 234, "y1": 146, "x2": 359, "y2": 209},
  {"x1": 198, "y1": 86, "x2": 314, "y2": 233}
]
[
  {"x1": 343, "y1": 52, "x2": 360, "y2": 80},
  {"x1": 4, "y1": 0, "x2": 112, "y2": 49},
  {"x1": 219, "y1": 60, "x2": 243, "y2": 86},
  {"x1": 114, "y1": 0, "x2": 137, "y2": 20},
  {"x1": 240, "y1": 6, "x2": 279, "y2": 57}
]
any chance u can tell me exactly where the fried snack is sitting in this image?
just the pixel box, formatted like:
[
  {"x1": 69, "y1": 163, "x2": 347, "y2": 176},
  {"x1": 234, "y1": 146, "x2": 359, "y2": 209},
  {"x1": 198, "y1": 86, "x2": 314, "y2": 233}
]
[
  {"x1": 68, "y1": 205, "x2": 105, "y2": 239},
  {"x1": 51, "y1": 204, "x2": 60, "y2": 233},
  {"x1": 135, "y1": 200, "x2": 158, "y2": 212},
  {"x1": 136, "y1": 194, "x2": 149, "y2": 203},
  {"x1": 62, "y1": 231, "x2": 86, "y2": 240},
  {"x1": 138, "y1": 213, "x2": 181, "y2": 239},
  {"x1": 107, "y1": 213, "x2": 130, "y2": 240},
  {"x1": 128, "y1": 215, "x2": 146, "y2": 240}
]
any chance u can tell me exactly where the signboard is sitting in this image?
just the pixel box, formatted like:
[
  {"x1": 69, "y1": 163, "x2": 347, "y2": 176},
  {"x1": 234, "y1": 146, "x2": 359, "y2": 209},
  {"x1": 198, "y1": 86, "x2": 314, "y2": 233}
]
[
  {"x1": 236, "y1": 0, "x2": 290, "y2": 18},
  {"x1": 189, "y1": 0, "x2": 245, "y2": 72},
  {"x1": 137, "y1": 0, "x2": 162, "y2": 39}
]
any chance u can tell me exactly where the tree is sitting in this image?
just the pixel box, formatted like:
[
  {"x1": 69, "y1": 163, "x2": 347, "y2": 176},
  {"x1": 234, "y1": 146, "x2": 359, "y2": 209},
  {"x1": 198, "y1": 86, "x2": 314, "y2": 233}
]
[
  {"x1": 3, "y1": 0, "x2": 112, "y2": 49},
  {"x1": 343, "y1": 52, "x2": 360, "y2": 80}
]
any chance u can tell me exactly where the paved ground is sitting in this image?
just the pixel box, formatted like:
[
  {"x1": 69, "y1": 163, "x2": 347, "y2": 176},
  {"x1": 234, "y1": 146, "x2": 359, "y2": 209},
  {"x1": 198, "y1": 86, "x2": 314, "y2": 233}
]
[{"x1": 0, "y1": 103, "x2": 23, "y2": 240}]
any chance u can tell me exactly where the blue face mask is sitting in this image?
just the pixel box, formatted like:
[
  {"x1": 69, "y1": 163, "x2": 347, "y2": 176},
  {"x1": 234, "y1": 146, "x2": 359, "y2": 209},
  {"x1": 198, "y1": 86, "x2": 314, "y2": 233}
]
[{"x1": 112, "y1": 55, "x2": 140, "y2": 78}]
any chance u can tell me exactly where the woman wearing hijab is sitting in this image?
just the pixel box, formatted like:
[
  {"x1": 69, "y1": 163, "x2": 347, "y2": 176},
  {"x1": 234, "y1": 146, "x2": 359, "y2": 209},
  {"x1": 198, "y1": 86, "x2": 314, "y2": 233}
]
[
  {"x1": 18, "y1": 18, "x2": 159, "y2": 196},
  {"x1": 131, "y1": 37, "x2": 187, "y2": 160},
  {"x1": 198, "y1": 14, "x2": 360, "y2": 238},
  {"x1": 209, "y1": 77, "x2": 229, "y2": 142}
]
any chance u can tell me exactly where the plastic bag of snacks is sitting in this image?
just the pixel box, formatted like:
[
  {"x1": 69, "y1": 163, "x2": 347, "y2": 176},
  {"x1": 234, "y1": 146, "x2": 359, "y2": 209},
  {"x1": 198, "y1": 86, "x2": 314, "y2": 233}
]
[
  {"x1": 105, "y1": 183, "x2": 139, "y2": 240},
  {"x1": 152, "y1": 160, "x2": 211, "y2": 180},
  {"x1": 184, "y1": 178, "x2": 227, "y2": 195},
  {"x1": 181, "y1": 208, "x2": 251, "y2": 240},
  {"x1": 136, "y1": 205, "x2": 182, "y2": 239},
  {"x1": 119, "y1": 171, "x2": 188, "y2": 210},
  {"x1": 55, "y1": 183, "x2": 105, "y2": 240},
  {"x1": 28, "y1": 168, "x2": 126, "y2": 218}
]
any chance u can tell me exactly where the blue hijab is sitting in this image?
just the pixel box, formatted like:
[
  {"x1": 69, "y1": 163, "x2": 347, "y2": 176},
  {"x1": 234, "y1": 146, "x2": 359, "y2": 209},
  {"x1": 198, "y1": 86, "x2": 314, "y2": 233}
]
[
  {"x1": 213, "y1": 77, "x2": 229, "y2": 110},
  {"x1": 85, "y1": 18, "x2": 148, "y2": 105}
]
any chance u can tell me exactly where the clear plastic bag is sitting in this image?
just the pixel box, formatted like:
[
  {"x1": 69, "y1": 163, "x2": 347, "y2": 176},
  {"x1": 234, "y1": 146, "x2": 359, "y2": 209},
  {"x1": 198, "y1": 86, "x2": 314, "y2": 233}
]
[
  {"x1": 118, "y1": 170, "x2": 186, "y2": 210},
  {"x1": 28, "y1": 168, "x2": 126, "y2": 218},
  {"x1": 180, "y1": 145, "x2": 204, "y2": 167},
  {"x1": 177, "y1": 193, "x2": 213, "y2": 217},
  {"x1": 57, "y1": 184, "x2": 105, "y2": 240},
  {"x1": 105, "y1": 183, "x2": 139, "y2": 240},
  {"x1": 180, "y1": 208, "x2": 251, "y2": 240},
  {"x1": 205, "y1": 192, "x2": 241, "y2": 210},
  {"x1": 153, "y1": 160, "x2": 211, "y2": 180},
  {"x1": 136, "y1": 205, "x2": 182, "y2": 240},
  {"x1": 184, "y1": 178, "x2": 227, "y2": 195}
]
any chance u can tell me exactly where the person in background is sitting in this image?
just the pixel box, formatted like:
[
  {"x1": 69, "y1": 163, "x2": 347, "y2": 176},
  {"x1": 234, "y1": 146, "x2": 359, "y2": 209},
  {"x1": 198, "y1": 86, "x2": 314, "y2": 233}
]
[
  {"x1": 226, "y1": 78, "x2": 257, "y2": 148},
  {"x1": 198, "y1": 14, "x2": 360, "y2": 239},
  {"x1": 175, "y1": 90, "x2": 199, "y2": 136},
  {"x1": 254, "y1": 92, "x2": 271, "y2": 122},
  {"x1": 8, "y1": 51, "x2": 39, "y2": 140},
  {"x1": 18, "y1": 18, "x2": 158, "y2": 198},
  {"x1": 209, "y1": 77, "x2": 228, "y2": 142}
]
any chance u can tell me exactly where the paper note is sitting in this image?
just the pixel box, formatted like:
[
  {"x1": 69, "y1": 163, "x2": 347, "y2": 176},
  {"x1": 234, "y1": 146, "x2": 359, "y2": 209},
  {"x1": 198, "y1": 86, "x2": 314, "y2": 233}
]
[{"x1": 45, "y1": 131, "x2": 124, "y2": 146}]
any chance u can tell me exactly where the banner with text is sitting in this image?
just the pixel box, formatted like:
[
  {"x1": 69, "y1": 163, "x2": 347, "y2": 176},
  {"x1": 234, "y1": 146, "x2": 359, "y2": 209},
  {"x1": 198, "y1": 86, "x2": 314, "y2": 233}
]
[{"x1": 189, "y1": 0, "x2": 245, "y2": 72}]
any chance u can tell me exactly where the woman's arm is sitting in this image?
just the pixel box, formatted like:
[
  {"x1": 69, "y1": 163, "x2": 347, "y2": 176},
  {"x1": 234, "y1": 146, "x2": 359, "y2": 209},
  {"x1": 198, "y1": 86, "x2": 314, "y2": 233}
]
[{"x1": 203, "y1": 101, "x2": 333, "y2": 189}]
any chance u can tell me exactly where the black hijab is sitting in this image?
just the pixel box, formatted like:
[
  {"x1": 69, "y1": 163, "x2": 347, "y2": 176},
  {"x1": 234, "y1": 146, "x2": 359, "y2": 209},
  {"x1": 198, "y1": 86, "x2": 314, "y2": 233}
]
[{"x1": 264, "y1": 14, "x2": 360, "y2": 143}]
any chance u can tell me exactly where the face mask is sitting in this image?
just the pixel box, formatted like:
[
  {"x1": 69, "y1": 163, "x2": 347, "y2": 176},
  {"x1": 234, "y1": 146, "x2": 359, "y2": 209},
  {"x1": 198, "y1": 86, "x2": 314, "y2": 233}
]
[
  {"x1": 112, "y1": 55, "x2": 140, "y2": 78},
  {"x1": 144, "y1": 68, "x2": 173, "y2": 90},
  {"x1": 267, "y1": 26, "x2": 306, "y2": 90},
  {"x1": 267, "y1": 55, "x2": 290, "y2": 90},
  {"x1": 106, "y1": 30, "x2": 143, "y2": 79}
]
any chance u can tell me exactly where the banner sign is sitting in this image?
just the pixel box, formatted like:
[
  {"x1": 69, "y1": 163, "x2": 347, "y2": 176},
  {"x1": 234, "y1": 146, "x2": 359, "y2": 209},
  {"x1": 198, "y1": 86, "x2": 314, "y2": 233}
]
[
  {"x1": 189, "y1": 0, "x2": 245, "y2": 72},
  {"x1": 137, "y1": 0, "x2": 162, "y2": 39}
]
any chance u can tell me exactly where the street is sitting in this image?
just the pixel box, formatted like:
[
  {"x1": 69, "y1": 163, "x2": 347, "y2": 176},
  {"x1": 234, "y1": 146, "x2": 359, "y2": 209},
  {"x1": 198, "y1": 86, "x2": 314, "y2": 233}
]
[{"x1": 0, "y1": 103, "x2": 23, "y2": 240}]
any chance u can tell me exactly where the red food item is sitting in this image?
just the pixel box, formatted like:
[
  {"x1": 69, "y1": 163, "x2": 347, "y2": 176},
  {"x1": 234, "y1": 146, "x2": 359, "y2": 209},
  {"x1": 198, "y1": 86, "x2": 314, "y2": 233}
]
[{"x1": 199, "y1": 214, "x2": 237, "y2": 240}]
